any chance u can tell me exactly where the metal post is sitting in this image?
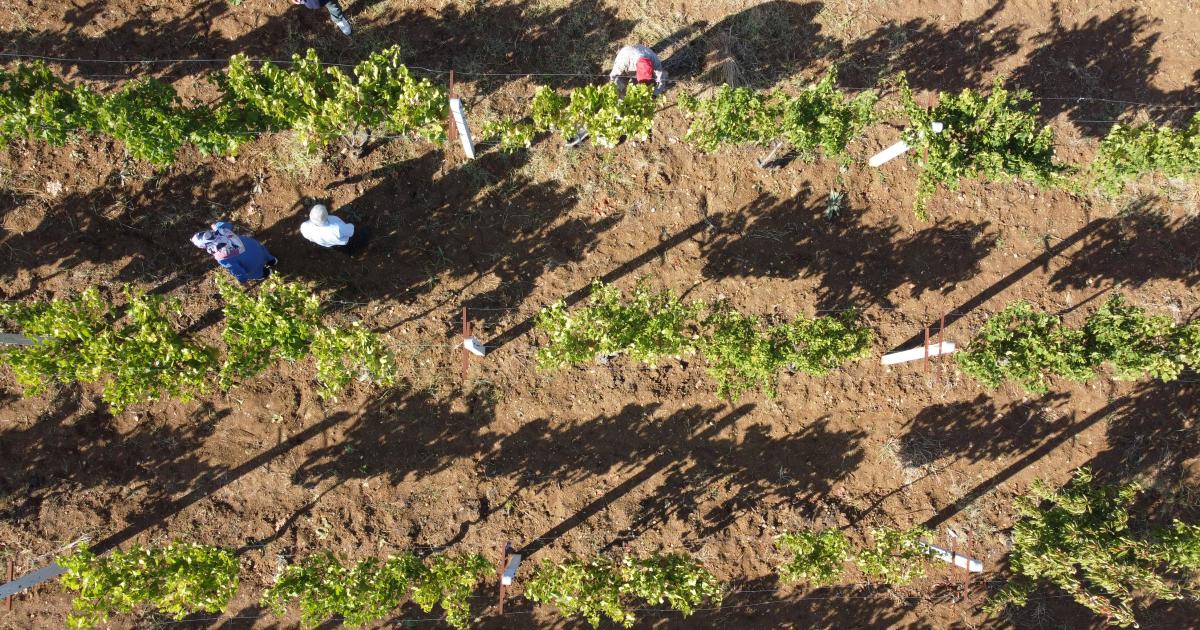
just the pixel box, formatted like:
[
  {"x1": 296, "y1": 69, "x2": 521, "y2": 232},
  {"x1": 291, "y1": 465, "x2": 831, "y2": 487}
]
[{"x1": 5, "y1": 558, "x2": 12, "y2": 611}]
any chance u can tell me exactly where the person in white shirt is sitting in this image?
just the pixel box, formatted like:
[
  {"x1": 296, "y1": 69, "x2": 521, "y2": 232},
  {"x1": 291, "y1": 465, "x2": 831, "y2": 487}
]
[
  {"x1": 300, "y1": 204, "x2": 356, "y2": 250},
  {"x1": 609, "y1": 45, "x2": 668, "y2": 96}
]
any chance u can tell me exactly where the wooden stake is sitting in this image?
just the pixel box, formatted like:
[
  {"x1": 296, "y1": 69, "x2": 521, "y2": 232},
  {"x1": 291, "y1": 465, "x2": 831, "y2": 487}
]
[
  {"x1": 461, "y1": 307, "x2": 470, "y2": 384},
  {"x1": 497, "y1": 542, "x2": 510, "y2": 614},
  {"x1": 5, "y1": 558, "x2": 13, "y2": 611}
]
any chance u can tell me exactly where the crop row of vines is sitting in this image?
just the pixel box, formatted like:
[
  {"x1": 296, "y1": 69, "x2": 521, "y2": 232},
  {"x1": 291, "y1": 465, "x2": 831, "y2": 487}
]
[
  {"x1": 54, "y1": 470, "x2": 1200, "y2": 629},
  {"x1": 0, "y1": 276, "x2": 395, "y2": 410},
  {"x1": 536, "y1": 283, "x2": 1200, "y2": 399},
  {"x1": 4, "y1": 281, "x2": 1198, "y2": 409},
  {"x1": 3, "y1": 52, "x2": 1199, "y2": 210}
]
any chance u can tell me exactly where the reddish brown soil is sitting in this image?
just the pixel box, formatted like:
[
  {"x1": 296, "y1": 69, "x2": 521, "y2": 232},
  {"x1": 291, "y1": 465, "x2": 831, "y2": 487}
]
[{"x1": 2, "y1": 1, "x2": 1200, "y2": 629}]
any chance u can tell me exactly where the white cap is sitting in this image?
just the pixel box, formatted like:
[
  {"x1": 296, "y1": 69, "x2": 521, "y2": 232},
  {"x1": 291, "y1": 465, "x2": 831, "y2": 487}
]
[{"x1": 309, "y1": 204, "x2": 329, "y2": 226}]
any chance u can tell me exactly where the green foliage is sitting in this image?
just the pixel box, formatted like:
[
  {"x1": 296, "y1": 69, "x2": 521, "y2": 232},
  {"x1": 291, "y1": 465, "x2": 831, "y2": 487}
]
[
  {"x1": 1082, "y1": 294, "x2": 1181, "y2": 380},
  {"x1": 679, "y1": 85, "x2": 779, "y2": 152},
  {"x1": 959, "y1": 296, "x2": 1200, "y2": 392},
  {"x1": 526, "y1": 556, "x2": 628, "y2": 627},
  {"x1": 775, "y1": 529, "x2": 851, "y2": 585},
  {"x1": 620, "y1": 553, "x2": 723, "y2": 618},
  {"x1": 0, "y1": 62, "x2": 89, "y2": 146},
  {"x1": 526, "y1": 553, "x2": 722, "y2": 628},
  {"x1": 855, "y1": 526, "x2": 936, "y2": 586},
  {"x1": 261, "y1": 552, "x2": 415, "y2": 628},
  {"x1": 699, "y1": 306, "x2": 872, "y2": 401},
  {"x1": 778, "y1": 68, "x2": 877, "y2": 158},
  {"x1": 0, "y1": 288, "x2": 110, "y2": 394},
  {"x1": 532, "y1": 83, "x2": 659, "y2": 148},
  {"x1": 1089, "y1": 113, "x2": 1200, "y2": 197},
  {"x1": 311, "y1": 323, "x2": 397, "y2": 401},
  {"x1": 220, "y1": 50, "x2": 357, "y2": 149},
  {"x1": 0, "y1": 288, "x2": 215, "y2": 411},
  {"x1": 679, "y1": 69, "x2": 876, "y2": 158},
  {"x1": 899, "y1": 75, "x2": 1062, "y2": 214},
  {"x1": 985, "y1": 468, "x2": 1200, "y2": 627},
  {"x1": 58, "y1": 542, "x2": 238, "y2": 629},
  {"x1": 216, "y1": 274, "x2": 321, "y2": 389},
  {"x1": 264, "y1": 552, "x2": 489, "y2": 630},
  {"x1": 350, "y1": 46, "x2": 447, "y2": 143},
  {"x1": 536, "y1": 284, "x2": 871, "y2": 400},
  {"x1": 97, "y1": 289, "x2": 216, "y2": 411},
  {"x1": 406, "y1": 553, "x2": 493, "y2": 630},
  {"x1": 478, "y1": 119, "x2": 535, "y2": 150},
  {"x1": 535, "y1": 280, "x2": 702, "y2": 369},
  {"x1": 0, "y1": 47, "x2": 444, "y2": 164},
  {"x1": 956, "y1": 301, "x2": 1091, "y2": 393},
  {"x1": 88, "y1": 79, "x2": 193, "y2": 165}
]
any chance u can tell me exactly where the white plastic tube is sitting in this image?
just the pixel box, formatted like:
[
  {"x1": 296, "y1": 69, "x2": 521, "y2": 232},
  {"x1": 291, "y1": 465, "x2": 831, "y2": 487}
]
[
  {"x1": 463, "y1": 336, "x2": 487, "y2": 357},
  {"x1": 868, "y1": 140, "x2": 911, "y2": 167},
  {"x1": 501, "y1": 554, "x2": 522, "y2": 586},
  {"x1": 868, "y1": 122, "x2": 944, "y2": 167},
  {"x1": 449, "y1": 98, "x2": 475, "y2": 159},
  {"x1": 880, "y1": 341, "x2": 956, "y2": 365},
  {"x1": 923, "y1": 543, "x2": 984, "y2": 573}
]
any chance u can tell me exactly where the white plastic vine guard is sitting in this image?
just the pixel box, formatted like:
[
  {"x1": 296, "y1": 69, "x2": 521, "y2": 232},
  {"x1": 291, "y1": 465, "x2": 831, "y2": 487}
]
[
  {"x1": 449, "y1": 97, "x2": 476, "y2": 159},
  {"x1": 922, "y1": 542, "x2": 983, "y2": 573},
  {"x1": 879, "y1": 341, "x2": 955, "y2": 365},
  {"x1": 868, "y1": 121, "x2": 943, "y2": 167},
  {"x1": 501, "y1": 553, "x2": 522, "y2": 585},
  {"x1": 463, "y1": 336, "x2": 487, "y2": 357}
]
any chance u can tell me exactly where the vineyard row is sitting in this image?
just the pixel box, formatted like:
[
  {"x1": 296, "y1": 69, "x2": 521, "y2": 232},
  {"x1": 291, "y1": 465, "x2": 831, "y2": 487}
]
[
  {"x1": 3, "y1": 48, "x2": 1200, "y2": 213},
  {"x1": 46, "y1": 469, "x2": 1200, "y2": 629},
  {"x1": 2, "y1": 278, "x2": 1198, "y2": 410}
]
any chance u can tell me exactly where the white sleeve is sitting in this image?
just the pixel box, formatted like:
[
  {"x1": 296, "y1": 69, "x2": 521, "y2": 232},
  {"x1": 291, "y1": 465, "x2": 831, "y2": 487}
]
[{"x1": 610, "y1": 46, "x2": 633, "y2": 77}]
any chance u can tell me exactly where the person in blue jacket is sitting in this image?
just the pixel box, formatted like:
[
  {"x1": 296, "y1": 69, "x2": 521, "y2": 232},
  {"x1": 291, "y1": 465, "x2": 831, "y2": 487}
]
[
  {"x1": 191, "y1": 222, "x2": 277, "y2": 284},
  {"x1": 291, "y1": 0, "x2": 352, "y2": 35}
]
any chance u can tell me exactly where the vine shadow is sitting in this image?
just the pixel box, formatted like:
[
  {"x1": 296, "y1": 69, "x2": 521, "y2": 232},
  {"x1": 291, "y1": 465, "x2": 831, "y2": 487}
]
[
  {"x1": 1049, "y1": 203, "x2": 1200, "y2": 290},
  {"x1": 1008, "y1": 7, "x2": 1198, "y2": 136},
  {"x1": 479, "y1": 402, "x2": 865, "y2": 556},
  {"x1": 699, "y1": 190, "x2": 998, "y2": 310},
  {"x1": 253, "y1": 148, "x2": 617, "y2": 318},
  {"x1": 837, "y1": 0, "x2": 1022, "y2": 94}
]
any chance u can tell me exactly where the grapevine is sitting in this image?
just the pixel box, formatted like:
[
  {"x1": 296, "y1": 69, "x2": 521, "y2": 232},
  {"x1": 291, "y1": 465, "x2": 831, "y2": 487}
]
[
  {"x1": 58, "y1": 542, "x2": 239, "y2": 629},
  {"x1": 0, "y1": 287, "x2": 216, "y2": 411},
  {"x1": 525, "y1": 552, "x2": 721, "y2": 628},
  {"x1": 263, "y1": 551, "x2": 489, "y2": 630},
  {"x1": 985, "y1": 468, "x2": 1200, "y2": 627},
  {"x1": 534, "y1": 279, "x2": 701, "y2": 368},
  {"x1": 261, "y1": 552, "x2": 416, "y2": 628},
  {"x1": 958, "y1": 295, "x2": 1200, "y2": 392},
  {"x1": 699, "y1": 305, "x2": 872, "y2": 401},
  {"x1": 775, "y1": 529, "x2": 851, "y2": 586},
  {"x1": 899, "y1": 75, "x2": 1063, "y2": 215},
  {"x1": 1089, "y1": 112, "x2": 1200, "y2": 197},
  {"x1": 216, "y1": 274, "x2": 321, "y2": 389},
  {"x1": 854, "y1": 526, "x2": 936, "y2": 586},
  {"x1": 530, "y1": 83, "x2": 660, "y2": 148},
  {"x1": 679, "y1": 68, "x2": 876, "y2": 158}
]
